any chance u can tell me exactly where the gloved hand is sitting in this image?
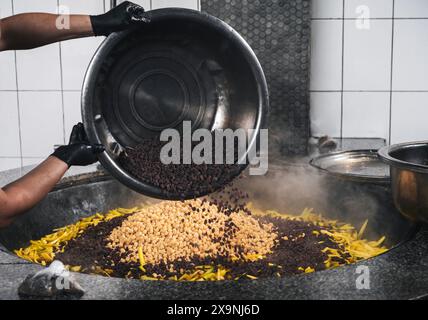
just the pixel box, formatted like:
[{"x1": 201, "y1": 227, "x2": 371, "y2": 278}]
[
  {"x1": 90, "y1": 1, "x2": 150, "y2": 37},
  {"x1": 51, "y1": 123, "x2": 104, "y2": 167}
]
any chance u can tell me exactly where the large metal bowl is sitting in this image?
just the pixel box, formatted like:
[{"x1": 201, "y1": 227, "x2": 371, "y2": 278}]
[
  {"x1": 81, "y1": 8, "x2": 269, "y2": 199},
  {"x1": 378, "y1": 141, "x2": 428, "y2": 222}
]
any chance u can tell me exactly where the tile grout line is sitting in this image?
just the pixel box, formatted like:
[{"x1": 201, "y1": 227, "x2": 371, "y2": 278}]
[
  {"x1": 10, "y1": 0, "x2": 24, "y2": 172},
  {"x1": 5, "y1": 89, "x2": 428, "y2": 93},
  {"x1": 308, "y1": 0, "x2": 314, "y2": 141},
  {"x1": 0, "y1": 156, "x2": 39, "y2": 159},
  {"x1": 388, "y1": 0, "x2": 396, "y2": 145},
  {"x1": 0, "y1": 89, "x2": 81, "y2": 92},
  {"x1": 0, "y1": 157, "x2": 41, "y2": 159},
  {"x1": 59, "y1": 43, "x2": 66, "y2": 144},
  {"x1": 339, "y1": 0, "x2": 345, "y2": 139},
  {"x1": 310, "y1": 90, "x2": 428, "y2": 93},
  {"x1": 57, "y1": 0, "x2": 66, "y2": 145},
  {"x1": 311, "y1": 17, "x2": 428, "y2": 21}
]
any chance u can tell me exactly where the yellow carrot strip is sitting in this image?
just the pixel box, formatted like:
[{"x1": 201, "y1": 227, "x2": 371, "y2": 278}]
[
  {"x1": 357, "y1": 219, "x2": 369, "y2": 239},
  {"x1": 138, "y1": 246, "x2": 146, "y2": 273}
]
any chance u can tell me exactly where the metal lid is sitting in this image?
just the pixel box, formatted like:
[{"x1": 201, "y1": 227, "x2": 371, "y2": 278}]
[{"x1": 310, "y1": 150, "x2": 390, "y2": 183}]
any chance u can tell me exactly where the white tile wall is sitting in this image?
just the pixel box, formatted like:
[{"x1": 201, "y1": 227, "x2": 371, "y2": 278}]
[
  {"x1": 392, "y1": 20, "x2": 428, "y2": 91},
  {"x1": 0, "y1": 50, "x2": 17, "y2": 90},
  {"x1": 63, "y1": 91, "x2": 82, "y2": 138},
  {"x1": 0, "y1": 92, "x2": 21, "y2": 157},
  {"x1": 13, "y1": 0, "x2": 58, "y2": 14},
  {"x1": 152, "y1": 0, "x2": 199, "y2": 10},
  {"x1": 0, "y1": 158, "x2": 21, "y2": 171},
  {"x1": 19, "y1": 91, "x2": 63, "y2": 157},
  {"x1": 16, "y1": 44, "x2": 62, "y2": 90},
  {"x1": 22, "y1": 158, "x2": 45, "y2": 167},
  {"x1": 312, "y1": 0, "x2": 343, "y2": 19},
  {"x1": 0, "y1": 1, "x2": 16, "y2": 91},
  {"x1": 310, "y1": 92, "x2": 342, "y2": 137},
  {"x1": 0, "y1": 1, "x2": 12, "y2": 20},
  {"x1": 310, "y1": 20, "x2": 343, "y2": 91},
  {"x1": 342, "y1": 92, "x2": 390, "y2": 139},
  {"x1": 343, "y1": 19, "x2": 392, "y2": 91},
  {"x1": 395, "y1": 0, "x2": 428, "y2": 18},
  {"x1": 310, "y1": 0, "x2": 428, "y2": 145},
  {"x1": 61, "y1": 37, "x2": 104, "y2": 91},
  {"x1": 391, "y1": 92, "x2": 428, "y2": 144},
  {"x1": 344, "y1": 0, "x2": 393, "y2": 19},
  {"x1": 0, "y1": 0, "x2": 200, "y2": 172},
  {"x1": 59, "y1": 0, "x2": 104, "y2": 13}
]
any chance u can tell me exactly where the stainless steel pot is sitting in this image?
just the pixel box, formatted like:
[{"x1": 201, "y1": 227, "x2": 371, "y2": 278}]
[
  {"x1": 81, "y1": 8, "x2": 269, "y2": 199},
  {"x1": 378, "y1": 141, "x2": 428, "y2": 223}
]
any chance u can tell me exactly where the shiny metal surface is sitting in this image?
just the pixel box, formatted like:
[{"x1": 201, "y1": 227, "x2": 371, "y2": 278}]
[
  {"x1": 379, "y1": 141, "x2": 428, "y2": 222},
  {"x1": 310, "y1": 150, "x2": 390, "y2": 183},
  {"x1": 82, "y1": 8, "x2": 269, "y2": 199}
]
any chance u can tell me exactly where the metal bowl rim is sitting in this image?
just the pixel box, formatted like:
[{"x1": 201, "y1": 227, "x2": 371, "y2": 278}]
[
  {"x1": 310, "y1": 149, "x2": 390, "y2": 183},
  {"x1": 378, "y1": 141, "x2": 428, "y2": 174}
]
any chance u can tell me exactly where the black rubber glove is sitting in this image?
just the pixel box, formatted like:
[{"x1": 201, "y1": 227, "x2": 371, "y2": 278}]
[
  {"x1": 51, "y1": 123, "x2": 104, "y2": 167},
  {"x1": 90, "y1": 1, "x2": 150, "y2": 37}
]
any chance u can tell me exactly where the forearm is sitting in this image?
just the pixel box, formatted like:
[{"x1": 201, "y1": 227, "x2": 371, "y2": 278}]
[
  {"x1": 0, "y1": 13, "x2": 94, "y2": 51},
  {"x1": 0, "y1": 157, "x2": 68, "y2": 221}
]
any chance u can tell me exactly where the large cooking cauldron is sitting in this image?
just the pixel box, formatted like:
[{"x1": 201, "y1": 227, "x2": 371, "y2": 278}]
[
  {"x1": 82, "y1": 8, "x2": 269, "y2": 199},
  {"x1": 0, "y1": 164, "x2": 414, "y2": 254},
  {"x1": 0, "y1": 163, "x2": 418, "y2": 299}
]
